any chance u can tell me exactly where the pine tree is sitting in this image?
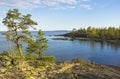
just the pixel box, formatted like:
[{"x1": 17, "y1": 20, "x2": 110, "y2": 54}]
[
  {"x1": 26, "y1": 30, "x2": 48, "y2": 60},
  {"x1": 2, "y1": 9, "x2": 37, "y2": 57}
]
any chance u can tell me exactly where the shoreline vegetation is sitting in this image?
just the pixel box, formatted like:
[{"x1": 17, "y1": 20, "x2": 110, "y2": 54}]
[
  {"x1": 53, "y1": 27, "x2": 120, "y2": 44},
  {"x1": 0, "y1": 52, "x2": 120, "y2": 79}
]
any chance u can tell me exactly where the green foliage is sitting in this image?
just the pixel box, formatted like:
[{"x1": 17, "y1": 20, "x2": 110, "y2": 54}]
[
  {"x1": 25, "y1": 55, "x2": 55, "y2": 67},
  {"x1": 64, "y1": 26, "x2": 120, "y2": 41},
  {"x1": 11, "y1": 55, "x2": 25, "y2": 66},
  {"x1": 43, "y1": 56, "x2": 55, "y2": 63},
  {"x1": 77, "y1": 58, "x2": 83, "y2": 63},
  {"x1": 34, "y1": 60, "x2": 47, "y2": 67},
  {"x1": 0, "y1": 51, "x2": 11, "y2": 68},
  {"x1": 0, "y1": 50, "x2": 10, "y2": 56},
  {"x1": 4, "y1": 65, "x2": 10, "y2": 69},
  {"x1": 2, "y1": 9, "x2": 37, "y2": 57},
  {"x1": 25, "y1": 53, "x2": 36, "y2": 60},
  {"x1": 72, "y1": 58, "x2": 83, "y2": 63},
  {"x1": 26, "y1": 29, "x2": 48, "y2": 60}
]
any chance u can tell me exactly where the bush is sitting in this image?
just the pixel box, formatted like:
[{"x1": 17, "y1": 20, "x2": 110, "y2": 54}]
[
  {"x1": 0, "y1": 50, "x2": 10, "y2": 56},
  {"x1": 34, "y1": 60, "x2": 46, "y2": 67},
  {"x1": 77, "y1": 58, "x2": 83, "y2": 63},
  {"x1": 43, "y1": 56, "x2": 55, "y2": 63},
  {"x1": 0, "y1": 51, "x2": 11, "y2": 67},
  {"x1": 72, "y1": 58, "x2": 83, "y2": 63},
  {"x1": 25, "y1": 53, "x2": 35, "y2": 60}
]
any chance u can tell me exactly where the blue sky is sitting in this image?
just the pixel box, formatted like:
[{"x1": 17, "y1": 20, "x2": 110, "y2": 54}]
[{"x1": 0, "y1": 0, "x2": 120, "y2": 31}]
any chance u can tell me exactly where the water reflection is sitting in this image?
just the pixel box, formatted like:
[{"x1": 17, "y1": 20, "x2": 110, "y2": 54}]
[
  {"x1": 76, "y1": 39, "x2": 120, "y2": 52},
  {"x1": 106, "y1": 42, "x2": 120, "y2": 53}
]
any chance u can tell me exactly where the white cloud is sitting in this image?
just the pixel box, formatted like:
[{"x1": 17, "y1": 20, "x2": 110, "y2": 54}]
[
  {"x1": 0, "y1": 0, "x2": 93, "y2": 10},
  {"x1": 0, "y1": 0, "x2": 40, "y2": 9},
  {"x1": 80, "y1": 4, "x2": 92, "y2": 10},
  {"x1": 81, "y1": 0, "x2": 91, "y2": 2},
  {"x1": 32, "y1": 0, "x2": 41, "y2": 4}
]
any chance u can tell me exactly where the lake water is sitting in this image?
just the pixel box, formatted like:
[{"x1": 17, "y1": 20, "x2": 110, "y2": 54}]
[{"x1": 0, "y1": 31, "x2": 120, "y2": 66}]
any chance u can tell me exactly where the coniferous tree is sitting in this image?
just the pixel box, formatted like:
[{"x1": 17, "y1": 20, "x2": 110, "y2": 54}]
[
  {"x1": 2, "y1": 9, "x2": 37, "y2": 57},
  {"x1": 26, "y1": 30, "x2": 48, "y2": 60}
]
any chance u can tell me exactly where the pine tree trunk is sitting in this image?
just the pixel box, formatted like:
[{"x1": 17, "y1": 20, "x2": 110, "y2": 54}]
[
  {"x1": 39, "y1": 52, "x2": 42, "y2": 60},
  {"x1": 15, "y1": 29, "x2": 23, "y2": 57},
  {"x1": 17, "y1": 41, "x2": 23, "y2": 57}
]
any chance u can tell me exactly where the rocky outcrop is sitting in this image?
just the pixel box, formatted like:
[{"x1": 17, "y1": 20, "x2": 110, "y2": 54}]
[{"x1": 0, "y1": 61, "x2": 120, "y2": 79}]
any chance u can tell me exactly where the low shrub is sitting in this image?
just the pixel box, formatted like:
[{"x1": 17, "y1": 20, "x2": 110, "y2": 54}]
[
  {"x1": 72, "y1": 58, "x2": 83, "y2": 63},
  {"x1": 0, "y1": 50, "x2": 10, "y2": 56},
  {"x1": 34, "y1": 60, "x2": 46, "y2": 67},
  {"x1": 77, "y1": 58, "x2": 83, "y2": 63},
  {"x1": 25, "y1": 53, "x2": 36, "y2": 60},
  {"x1": 43, "y1": 56, "x2": 55, "y2": 63}
]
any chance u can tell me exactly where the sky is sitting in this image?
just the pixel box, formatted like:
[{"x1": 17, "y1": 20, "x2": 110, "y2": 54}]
[{"x1": 0, "y1": 0, "x2": 120, "y2": 31}]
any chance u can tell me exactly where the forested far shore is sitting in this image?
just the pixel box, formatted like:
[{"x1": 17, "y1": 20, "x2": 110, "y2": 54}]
[{"x1": 62, "y1": 27, "x2": 120, "y2": 42}]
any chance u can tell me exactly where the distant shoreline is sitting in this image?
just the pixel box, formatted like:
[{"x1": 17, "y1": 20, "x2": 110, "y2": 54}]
[{"x1": 52, "y1": 36, "x2": 120, "y2": 44}]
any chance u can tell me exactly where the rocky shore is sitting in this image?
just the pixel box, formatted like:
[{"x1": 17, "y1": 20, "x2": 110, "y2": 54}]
[{"x1": 0, "y1": 56, "x2": 120, "y2": 79}]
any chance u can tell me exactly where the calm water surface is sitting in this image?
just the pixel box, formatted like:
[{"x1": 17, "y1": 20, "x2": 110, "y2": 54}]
[{"x1": 0, "y1": 31, "x2": 120, "y2": 66}]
